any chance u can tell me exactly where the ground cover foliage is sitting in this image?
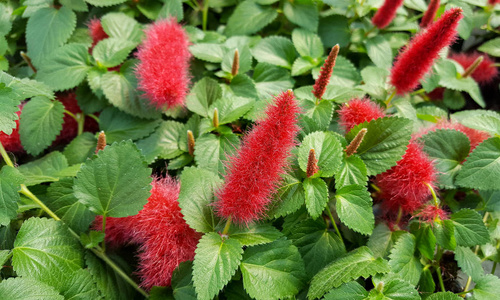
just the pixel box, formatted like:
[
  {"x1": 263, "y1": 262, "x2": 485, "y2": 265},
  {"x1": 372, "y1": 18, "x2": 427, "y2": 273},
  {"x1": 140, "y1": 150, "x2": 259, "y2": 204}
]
[{"x1": 0, "y1": 0, "x2": 500, "y2": 299}]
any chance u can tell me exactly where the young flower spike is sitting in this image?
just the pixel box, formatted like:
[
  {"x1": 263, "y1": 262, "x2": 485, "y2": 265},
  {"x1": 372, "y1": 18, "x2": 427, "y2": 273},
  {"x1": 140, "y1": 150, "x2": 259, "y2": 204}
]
[
  {"x1": 416, "y1": 204, "x2": 449, "y2": 224},
  {"x1": 312, "y1": 44, "x2": 340, "y2": 100},
  {"x1": 136, "y1": 18, "x2": 191, "y2": 109},
  {"x1": 306, "y1": 149, "x2": 319, "y2": 177},
  {"x1": 420, "y1": 0, "x2": 440, "y2": 28},
  {"x1": 390, "y1": 8, "x2": 463, "y2": 95},
  {"x1": 371, "y1": 0, "x2": 405, "y2": 29},
  {"x1": 338, "y1": 98, "x2": 385, "y2": 132},
  {"x1": 215, "y1": 90, "x2": 300, "y2": 225},
  {"x1": 450, "y1": 52, "x2": 498, "y2": 85},
  {"x1": 87, "y1": 18, "x2": 109, "y2": 49},
  {"x1": 375, "y1": 141, "x2": 438, "y2": 214}
]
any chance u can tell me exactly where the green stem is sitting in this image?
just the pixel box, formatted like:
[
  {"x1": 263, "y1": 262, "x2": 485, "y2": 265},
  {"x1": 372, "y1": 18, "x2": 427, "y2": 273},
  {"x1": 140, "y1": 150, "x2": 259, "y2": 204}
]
[
  {"x1": 425, "y1": 183, "x2": 439, "y2": 206},
  {"x1": 395, "y1": 206, "x2": 403, "y2": 227},
  {"x1": 202, "y1": 0, "x2": 209, "y2": 31},
  {"x1": 221, "y1": 217, "x2": 232, "y2": 236},
  {"x1": 492, "y1": 262, "x2": 497, "y2": 275},
  {"x1": 76, "y1": 113, "x2": 84, "y2": 136},
  {"x1": 20, "y1": 185, "x2": 60, "y2": 221},
  {"x1": 325, "y1": 206, "x2": 343, "y2": 243},
  {"x1": 411, "y1": 88, "x2": 426, "y2": 96},
  {"x1": 87, "y1": 114, "x2": 100, "y2": 124},
  {"x1": 384, "y1": 90, "x2": 397, "y2": 107},
  {"x1": 0, "y1": 142, "x2": 14, "y2": 167},
  {"x1": 435, "y1": 265, "x2": 446, "y2": 292}
]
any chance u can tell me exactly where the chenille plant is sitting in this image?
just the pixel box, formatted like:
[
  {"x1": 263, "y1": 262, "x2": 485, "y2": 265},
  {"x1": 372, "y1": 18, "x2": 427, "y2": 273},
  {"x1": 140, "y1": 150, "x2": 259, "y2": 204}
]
[{"x1": 0, "y1": 1, "x2": 500, "y2": 299}]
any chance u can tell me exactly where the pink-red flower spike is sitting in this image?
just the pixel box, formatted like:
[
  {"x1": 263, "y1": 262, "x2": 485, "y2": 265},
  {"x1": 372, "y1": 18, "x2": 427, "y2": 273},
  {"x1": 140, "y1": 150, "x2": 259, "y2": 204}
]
[
  {"x1": 390, "y1": 8, "x2": 463, "y2": 95},
  {"x1": 92, "y1": 215, "x2": 137, "y2": 249},
  {"x1": 338, "y1": 98, "x2": 386, "y2": 132},
  {"x1": 375, "y1": 141, "x2": 438, "y2": 214},
  {"x1": 372, "y1": 0, "x2": 405, "y2": 29},
  {"x1": 136, "y1": 18, "x2": 192, "y2": 109},
  {"x1": 87, "y1": 18, "x2": 109, "y2": 50},
  {"x1": 420, "y1": 0, "x2": 440, "y2": 28},
  {"x1": 0, "y1": 106, "x2": 24, "y2": 153},
  {"x1": 450, "y1": 52, "x2": 499, "y2": 85},
  {"x1": 416, "y1": 204, "x2": 449, "y2": 224},
  {"x1": 215, "y1": 90, "x2": 300, "y2": 225},
  {"x1": 312, "y1": 44, "x2": 340, "y2": 100}
]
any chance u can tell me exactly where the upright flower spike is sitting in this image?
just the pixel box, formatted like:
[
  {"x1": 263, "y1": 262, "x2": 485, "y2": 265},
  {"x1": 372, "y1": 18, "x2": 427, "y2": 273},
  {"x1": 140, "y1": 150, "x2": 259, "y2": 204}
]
[
  {"x1": 375, "y1": 141, "x2": 438, "y2": 214},
  {"x1": 87, "y1": 18, "x2": 109, "y2": 49},
  {"x1": 390, "y1": 8, "x2": 463, "y2": 95},
  {"x1": 312, "y1": 44, "x2": 340, "y2": 100},
  {"x1": 420, "y1": 0, "x2": 440, "y2": 28},
  {"x1": 95, "y1": 131, "x2": 106, "y2": 153},
  {"x1": 136, "y1": 18, "x2": 191, "y2": 109},
  {"x1": 345, "y1": 128, "x2": 368, "y2": 156},
  {"x1": 306, "y1": 149, "x2": 319, "y2": 177},
  {"x1": 187, "y1": 130, "x2": 195, "y2": 156},
  {"x1": 215, "y1": 90, "x2": 300, "y2": 225},
  {"x1": 371, "y1": 0, "x2": 405, "y2": 29},
  {"x1": 450, "y1": 52, "x2": 498, "y2": 85},
  {"x1": 231, "y1": 49, "x2": 239, "y2": 77},
  {"x1": 338, "y1": 98, "x2": 386, "y2": 132}
]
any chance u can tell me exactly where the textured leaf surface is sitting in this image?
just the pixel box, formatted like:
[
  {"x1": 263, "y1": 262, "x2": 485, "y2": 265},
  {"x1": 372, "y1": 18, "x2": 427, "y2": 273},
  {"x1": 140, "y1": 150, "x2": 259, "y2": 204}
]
[
  {"x1": 450, "y1": 209, "x2": 490, "y2": 247},
  {"x1": 303, "y1": 177, "x2": 329, "y2": 219},
  {"x1": 93, "y1": 38, "x2": 136, "y2": 68},
  {"x1": 388, "y1": 233, "x2": 422, "y2": 286},
  {"x1": 99, "y1": 107, "x2": 161, "y2": 144},
  {"x1": 229, "y1": 223, "x2": 283, "y2": 247},
  {"x1": 136, "y1": 120, "x2": 184, "y2": 163},
  {"x1": 60, "y1": 268, "x2": 100, "y2": 300},
  {"x1": 193, "y1": 233, "x2": 243, "y2": 300},
  {"x1": 251, "y1": 36, "x2": 297, "y2": 69},
  {"x1": 0, "y1": 166, "x2": 21, "y2": 226},
  {"x1": 267, "y1": 174, "x2": 304, "y2": 218},
  {"x1": 101, "y1": 12, "x2": 143, "y2": 43},
  {"x1": 74, "y1": 140, "x2": 152, "y2": 217},
  {"x1": 0, "y1": 87, "x2": 20, "y2": 135},
  {"x1": 186, "y1": 77, "x2": 222, "y2": 117},
  {"x1": 335, "y1": 185, "x2": 374, "y2": 235},
  {"x1": 323, "y1": 281, "x2": 368, "y2": 300},
  {"x1": 225, "y1": 1, "x2": 278, "y2": 36},
  {"x1": 298, "y1": 131, "x2": 343, "y2": 178},
  {"x1": 194, "y1": 133, "x2": 240, "y2": 176},
  {"x1": 426, "y1": 292, "x2": 462, "y2": 300},
  {"x1": 0, "y1": 277, "x2": 63, "y2": 300},
  {"x1": 17, "y1": 151, "x2": 68, "y2": 186},
  {"x1": 240, "y1": 239, "x2": 306, "y2": 300},
  {"x1": 473, "y1": 274, "x2": 500, "y2": 300},
  {"x1": 62, "y1": 132, "x2": 97, "y2": 165},
  {"x1": 334, "y1": 155, "x2": 368, "y2": 189},
  {"x1": 366, "y1": 279, "x2": 420, "y2": 300},
  {"x1": 454, "y1": 246, "x2": 483, "y2": 281}
]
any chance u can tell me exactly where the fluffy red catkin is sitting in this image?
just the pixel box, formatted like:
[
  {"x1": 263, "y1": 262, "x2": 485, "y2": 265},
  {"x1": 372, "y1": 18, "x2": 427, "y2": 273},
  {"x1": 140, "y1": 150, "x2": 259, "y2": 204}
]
[
  {"x1": 416, "y1": 120, "x2": 490, "y2": 151},
  {"x1": 136, "y1": 18, "x2": 191, "y2": 109},
  {"x1": 338, "y1": 98, "x2": 386, "y2": 132},
  {"x1": 450, "y1": 52, "x2": 499, "y2": 85},
  {"x1": 372, "y1": 0, "x2": 405, "y2": 29},
  {"x1": 312, "y1": 45, "x2": 340, "y2": 99},
  {"x1": 420, "y1": 0, "x2": 440, "y2": 28},
  {"x1": 489, "y1": 0, "x2": 500, "y2": 5},
  {"x1": 390, "y1": 8, "x2": 463, "y2": 95},
  {"x1": 375, "y1": 141, "x2": 437, "y2": 214},
  {"x1": 92, "y1": 215, "x2": 138, "y2": 249},
  {"x1": 0, "y1": 107, "x2": 23, "y2": 153},
  {"x1": 415, "y1": 204, "x2": 448, "y2": 223},
  {"x1": 87, "y1": 18, "x2": 109, "y2": 49},
  {"x1": 215, "y1": 90, "x2": 300, "y2": 225}
]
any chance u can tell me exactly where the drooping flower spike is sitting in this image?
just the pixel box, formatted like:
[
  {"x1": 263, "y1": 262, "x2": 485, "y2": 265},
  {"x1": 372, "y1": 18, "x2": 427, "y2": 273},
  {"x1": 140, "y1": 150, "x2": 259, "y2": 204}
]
[
  {"x1": 312, "y1": 44, "x2": 340, "y2": 100},
  {"x1": 136, "y1": 18, "x2": 192, "y2": 109},
  {"x1": 420, "y1": 0, "x2": 440, "y2": 28},
  {"x1": 338, "y1": 98, "x2": 386, "y2": 132},
  {"x1": 371, "y1": 0, "x2": 405, "y2": 29},
  {"x1": 450, "y1": 52, "x2": 498, "y2": 85},
  {"x1": 215, "y1": 90, "x2": 300, "y2": 225},
  {"x1": 390, "y1": 8, "x2": 463, "y2": 95}
]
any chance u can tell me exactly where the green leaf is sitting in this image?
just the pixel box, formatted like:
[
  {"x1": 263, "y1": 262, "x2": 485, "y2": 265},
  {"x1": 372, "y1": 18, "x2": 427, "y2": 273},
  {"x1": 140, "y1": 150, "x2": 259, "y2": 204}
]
[
  {"x1": 298, "y1": 131, "x2": 343, "y2": 178},
  {"x1": 209, "y1": 97, "x2": 255, "y2": 125},
  {"x1": 458, "y1": 115, "x2": 500, "y2": 136},
  {"x1": 229, "y1": 223, "x2": 283, "y2": 246},
  {"x1": 283, "y1": 0, "x2": 318, "y2": 32},
  {"x1": 478, "y1": 37, "x2": 500, "y2": 57},
  {"x1": 46, "y1": 178, "x2": 95, "y2": 233},
  {"x1": 426, "y1": 292, "x2": 463, "y2": 300},
  {"x1": 0, "y1": 277, "x2": 63, "y2": 300},
  {"x1": 308, "y1": 246, "x2": 390, "y2": 299},
  {"x1": 253, "y1": 63, "x2": 294, "y2": 100},
  {"x1": 99, "y1": 107, "x2": 161, "y2": 144},
  {"x1": 251, "y1": 36, "x2": 297, "y2": 69},
  {"x1": 186, "y1": 77, "x2": 222, "y2": 117},
  {"x1": 240, "y1": 239, "x2": 306, "y2": 300},
  {"x1": 366, "y1": 279, "x2": 420, "y2": 300},
  {"x1": 420, "y1": 129, "x2": 470, "y2": 188},
  {"x1": 412, "y1": 223, "x2": 436, "y2": 260},
  {"x1": 171, "y1": 261, "x2": 196, "y2": 300},
  {"x1": 229, "y1": 74, "x2": 259, "y2": 99},
  {"x1": 194, "y1": 133, "x2": 240, "y2": 176},
  {"x1": 303, "y1": 177, "x2": 328, "y2": 219},
  {"x1": 36, "y1": 44, "x2": 91, "y2": 91},
  {"x1": 473, "y1": 274, "x2": 500, "y2": 300},
  {"x1": 267, "y1": 174, "x2": 305, "y2": 218},
  {"x1": 221, "y1": 43, "x2": 252, "y2": 75},
  {"x1": 63, "y1": 132, "x2": 97, "y2": 165},
  {"x1": 136, "y1": 120, "x2": 184, "y2": 163},
  {"x1": 323, "y1": 281, "x2": 368, "y2": 300},
  {"x1": 388, "y1": 233, "x2": 422, "y2": 286},
  {"x1": 225, "y1": 1, "x2": 278, "y2": 36},
  {"x1": 80, "y1": 230, "x2": 105, "y2": 249},
  {"x1": 480, "y1": 190, "x2": 500, "y2": 212},
  {"x1": 0, "y1": 71, "x2": 54, "y2": 101},
  {"x1": 19, "y1": 96, "x2": 64, "y2": 155},
  {"x1": 193, "y1": 233, "x2": 243, "y2": 300},
  {"x1": 318, "y1": 16, "x2": 350, "y2": 48},
  {"x1": 454, "y1": 246, "x2": 483, "y2": 281},
  {"x1": 0, "y1": 87, "x2": 21, "y2": 135},
  {"x1": 101, "y1": 12, "x2": 143, "y2": 44},
  {"x1": 189, "y1": 43, "x2": 227, "y2": 63},
  {"x1": 433, "y1": 219, "x2": 456, "y2": 250},
  {"x1": 292, "y1": 28, "x2": 323, "y2": 59},
  {"x1": 12, "y1": 218, "x2": 82, "y2": 289},
  {"x1": 450, "y1": 209, "x2": 490, "y2": 247},
  {"x1": 17, "y1": 151, "x2": 69, "y2": 186},
  {"x1": 334, "y1": 155, "x2": 368, "y2": 189},
  {"x1": 367, "y1": 223, "x2": 404, "y2": 258},
  {"x1": 74, "y1": 140, "x2": 152, "y2": 217},
  {"x1": 59, "y1": 268, "x2": 100, "y2": 300},
  {"x1": 456, "y1": 137, "x2": 500, "y2": 190},
  {"x1": 315, "y1": 55, "x2": 361, "y2": 88},
  {"x1": 0, "y1": 250, "x2": 10, "y2": 266},
  {"x1": 84, "y1": 0, "x2": 127, "y2": 7},
  {"x1": 298, "y1": 96, "x2": 334, "y2": 130},
  {"x1": 60, "y1": 0, "x2": 88, "y2": 11},
  {"x1": 0, "y1": 166, "x2": 21, "y2": 226},
  {"x1": 289, "y1": 218, "x2": 346, "y2": 278},
  {"x1": 292, "y1": 57, "x2": 316, "y2": 76},
  {"x1": 101, "y1": 60, "x2": 161, "y2": 119},
  {"x1": 346, "y1": 117, "x2": 413, "y2": 176},
  {"x1": 365, "y1": 35, "x2": 392, "y2": 69},
  {"x1": 167, "y1": 153, "x2": 193, "y2": 170},
  {"x1": 178, "y1": 167, "x2": 222, "y2": 233},
  {"x1": 158, "y1": 0, "x2": 184, "y2": 20},
  {"x1": 93, "y1": 38, "x2": 136, "y2": 68},
  {"x1": 335, "y1": 185, "x2": 374, "y2": 235}
]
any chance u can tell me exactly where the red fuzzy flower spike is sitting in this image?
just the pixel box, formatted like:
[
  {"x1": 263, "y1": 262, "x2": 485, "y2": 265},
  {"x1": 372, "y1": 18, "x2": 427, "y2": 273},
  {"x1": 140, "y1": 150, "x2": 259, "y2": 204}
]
[
  {"x1": 417, "y1": 120, "x2": 490, "y2": 151},
  {"x1": 136, "y1": 18, "x2": 191, "y2": 109},
  {"x1": 312, "y1": 44, "x2": 340, "y2": 100},
  {"x1": 87, "y1": 18, "x2": 109, "y2": 49},
  {"x1": 372, "y1": 0, "x2": 405, "y2": 29},
  {"x1": 92, "y1": 215, "x2": 138, "y2": 249},
  {"x1": 0, "y1": 107, "x2": 23, "y2": 153},
  {"x1": 375, "y1": 141, "x2": 437, "y2": 214},
  {"x1": 420, "y1": 0, "x2": 440, "y2": 28},
  {"x1": 416, "y1": 205, "x2": 448, "y2": 224},
  {"x1": 215, "y1": 90, "x2": 300, "y2": 225},
  {"x1": 338, "y1": 98, "x2": 386, "y2": 132},
  {"x1": 134, "y1": 177, "x2": 200, "y2": 289},
  {"x1": 450, "y1": 52, "x2": 498, "y2": 85},
  {"x1": 489, "y1": 0, "x2": 500, "y2": 6},
  {"x1": 390, "y1": 8, "x2": 463, "y2": 95}
]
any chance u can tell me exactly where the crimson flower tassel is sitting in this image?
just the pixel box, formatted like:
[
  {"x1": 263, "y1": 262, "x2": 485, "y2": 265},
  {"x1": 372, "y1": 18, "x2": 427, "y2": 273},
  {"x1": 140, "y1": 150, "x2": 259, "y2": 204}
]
[
  {"x1": 312, "y1": 44, "x2": 340, "y2": 100},
  {"x1": 87, "y1": 18, "x2": 109, "y2": 50},
  {"x1": 420, "y1": 0, "x2": 440, "y2": 28},
  {"x1": 136, "y1": 18, "x2": 191, "y2": 109},
  {"x1": 338, "y1": 98, "x2": 386, "y2": 132},
  {"x1": 416, "y1": 204, "x2": 448, "y2": 224},
  {"x1": 215, "y1": 90, "x2": 300, "y2": 225},
  {"x1": 372, "y1": 0, "x2": 405, "y2": 29},
  {"x1": 390, "y1": 8, "x2": 463, "y2": 95},
  {"x1": 450, "y1": 52, "x2": 498, "y2": 85}
]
